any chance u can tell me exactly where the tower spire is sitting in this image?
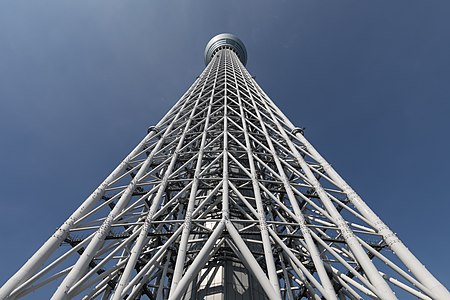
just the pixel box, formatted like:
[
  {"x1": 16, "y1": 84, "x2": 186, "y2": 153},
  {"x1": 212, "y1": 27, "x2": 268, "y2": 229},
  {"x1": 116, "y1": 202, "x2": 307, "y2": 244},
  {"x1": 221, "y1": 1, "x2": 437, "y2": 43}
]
[{"x1": 0, "y1": 33, "x2": 448, "y2": 300}]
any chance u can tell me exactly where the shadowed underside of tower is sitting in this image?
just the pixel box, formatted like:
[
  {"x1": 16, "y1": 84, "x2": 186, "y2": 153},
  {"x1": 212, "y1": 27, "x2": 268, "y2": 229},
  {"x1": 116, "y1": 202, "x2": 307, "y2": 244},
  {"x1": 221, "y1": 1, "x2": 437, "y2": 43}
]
[{"x1": 0, "y1": 34, "x2": 448, "y2": 300}]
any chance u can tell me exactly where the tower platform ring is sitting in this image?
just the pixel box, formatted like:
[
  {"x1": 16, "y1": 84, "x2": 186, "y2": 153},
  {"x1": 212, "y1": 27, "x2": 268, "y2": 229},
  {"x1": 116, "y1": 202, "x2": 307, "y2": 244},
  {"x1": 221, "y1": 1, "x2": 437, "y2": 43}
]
[{"x1": 204, "y1": 33, "x2": 247, "y2": 66}]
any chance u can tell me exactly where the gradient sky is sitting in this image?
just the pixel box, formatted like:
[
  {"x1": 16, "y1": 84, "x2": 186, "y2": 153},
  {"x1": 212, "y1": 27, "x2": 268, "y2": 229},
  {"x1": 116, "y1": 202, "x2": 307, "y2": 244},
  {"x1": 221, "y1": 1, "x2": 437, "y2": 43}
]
[{"x1": 0, "y1": 0, "x2": 449, "y2": 293}]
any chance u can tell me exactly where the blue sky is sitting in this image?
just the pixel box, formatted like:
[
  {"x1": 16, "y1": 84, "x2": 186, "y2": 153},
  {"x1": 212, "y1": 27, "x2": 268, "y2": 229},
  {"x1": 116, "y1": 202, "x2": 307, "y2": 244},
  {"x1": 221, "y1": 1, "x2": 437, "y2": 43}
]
[{"x1": 0, "y1": 0, "x2": 449, "y2": 292}]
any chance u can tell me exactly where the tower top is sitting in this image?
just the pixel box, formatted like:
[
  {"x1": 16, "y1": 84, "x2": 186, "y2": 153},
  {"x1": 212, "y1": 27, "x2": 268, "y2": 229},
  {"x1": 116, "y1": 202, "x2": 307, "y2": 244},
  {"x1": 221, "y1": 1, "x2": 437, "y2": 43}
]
[{"x1": 204, "y1": 33, "x2": 247, "y2": 66}]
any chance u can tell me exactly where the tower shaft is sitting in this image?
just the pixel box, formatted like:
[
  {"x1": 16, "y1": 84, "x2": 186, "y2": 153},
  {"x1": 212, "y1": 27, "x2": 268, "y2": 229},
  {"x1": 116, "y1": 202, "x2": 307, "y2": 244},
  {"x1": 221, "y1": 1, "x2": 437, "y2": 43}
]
[{"x1": 0, "y1": 34, "x2": 448, "y2": 300}]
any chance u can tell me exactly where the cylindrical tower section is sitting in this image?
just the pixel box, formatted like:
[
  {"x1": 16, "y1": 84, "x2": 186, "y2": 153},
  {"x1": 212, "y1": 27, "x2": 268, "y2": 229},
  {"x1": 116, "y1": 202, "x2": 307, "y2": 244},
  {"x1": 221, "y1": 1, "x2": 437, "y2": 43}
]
[{"x1": 204, "y1": 33, "x2": 247, "y2": 66}]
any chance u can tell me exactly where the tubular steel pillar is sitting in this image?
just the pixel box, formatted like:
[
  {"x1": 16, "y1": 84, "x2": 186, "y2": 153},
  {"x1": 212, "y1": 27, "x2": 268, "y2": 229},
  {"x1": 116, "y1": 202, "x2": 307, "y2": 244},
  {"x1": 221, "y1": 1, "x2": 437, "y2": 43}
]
[{"x1": 1, "y1": 33, "x2": 448, "y2": 300}]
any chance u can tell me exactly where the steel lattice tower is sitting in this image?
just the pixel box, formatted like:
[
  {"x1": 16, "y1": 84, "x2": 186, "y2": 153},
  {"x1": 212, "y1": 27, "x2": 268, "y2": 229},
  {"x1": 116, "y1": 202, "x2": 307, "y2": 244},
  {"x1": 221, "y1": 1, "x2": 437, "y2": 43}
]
[{"x1": 1, "y1": 33, "x2": 448, "y2": 300}]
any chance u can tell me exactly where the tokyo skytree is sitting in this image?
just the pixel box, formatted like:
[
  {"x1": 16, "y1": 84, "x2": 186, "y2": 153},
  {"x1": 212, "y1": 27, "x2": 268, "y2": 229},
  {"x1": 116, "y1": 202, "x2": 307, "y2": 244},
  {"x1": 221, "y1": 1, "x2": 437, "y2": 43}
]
[{"x1": 0, "y1": 33, "x2": 448, "y2": 300}]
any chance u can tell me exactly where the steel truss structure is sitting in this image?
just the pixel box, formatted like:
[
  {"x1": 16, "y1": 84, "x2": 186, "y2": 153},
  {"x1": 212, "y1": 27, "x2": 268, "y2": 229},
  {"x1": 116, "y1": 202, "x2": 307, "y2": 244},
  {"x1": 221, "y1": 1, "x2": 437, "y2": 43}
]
[{"x1": 1, "y1": 33, "x2": 448, "y2": 300}]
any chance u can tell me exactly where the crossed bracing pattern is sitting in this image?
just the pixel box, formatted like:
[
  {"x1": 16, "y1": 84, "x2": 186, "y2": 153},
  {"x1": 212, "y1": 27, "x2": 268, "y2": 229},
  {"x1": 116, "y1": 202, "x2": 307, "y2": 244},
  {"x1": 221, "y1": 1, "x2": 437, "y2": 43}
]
[{"x1": 1, "y1": 49, "x2": 448, "y2": 300}]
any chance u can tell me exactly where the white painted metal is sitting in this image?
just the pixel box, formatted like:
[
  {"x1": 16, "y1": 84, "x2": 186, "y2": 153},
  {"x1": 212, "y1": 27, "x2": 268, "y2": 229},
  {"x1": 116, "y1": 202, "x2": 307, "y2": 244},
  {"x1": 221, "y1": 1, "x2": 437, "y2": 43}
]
[{"x1": 0, "y1": 33, "x2": 448, "y2": 300}]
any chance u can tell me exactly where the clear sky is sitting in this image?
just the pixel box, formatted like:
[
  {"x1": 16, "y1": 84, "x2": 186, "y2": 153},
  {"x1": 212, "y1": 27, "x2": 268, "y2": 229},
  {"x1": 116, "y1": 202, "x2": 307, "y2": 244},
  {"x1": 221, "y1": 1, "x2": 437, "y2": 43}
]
[{"x1": 0, "y1": 0, "x2": 449, "y2": 293}]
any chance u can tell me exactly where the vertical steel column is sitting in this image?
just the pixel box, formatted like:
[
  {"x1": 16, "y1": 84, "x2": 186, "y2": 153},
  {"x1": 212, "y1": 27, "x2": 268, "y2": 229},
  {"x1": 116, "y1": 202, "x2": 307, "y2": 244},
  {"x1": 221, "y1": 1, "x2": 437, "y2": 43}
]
[
  {"x1": 231, "y1": 50, "x2": 281, "y2": 296},
  {"x1": 231, "y1": 55, "x2": 337, "y2": 300},
  {"x1": 169, "y1": 53, "x2": 219, "y2": 293},
  {"x1": 111, "y1": 60, "x2": 216, "y2": 299},
  {"x1": 169, "y1": 52, "x2": 228, "y2": 299}
]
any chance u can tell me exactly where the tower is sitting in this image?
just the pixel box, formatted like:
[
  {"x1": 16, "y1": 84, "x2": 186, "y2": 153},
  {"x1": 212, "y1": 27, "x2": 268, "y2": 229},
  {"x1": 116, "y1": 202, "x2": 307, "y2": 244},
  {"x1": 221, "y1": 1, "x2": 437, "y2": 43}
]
[{"x1": 0, "y1": 33, "x2": 448, "y2": 299}]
